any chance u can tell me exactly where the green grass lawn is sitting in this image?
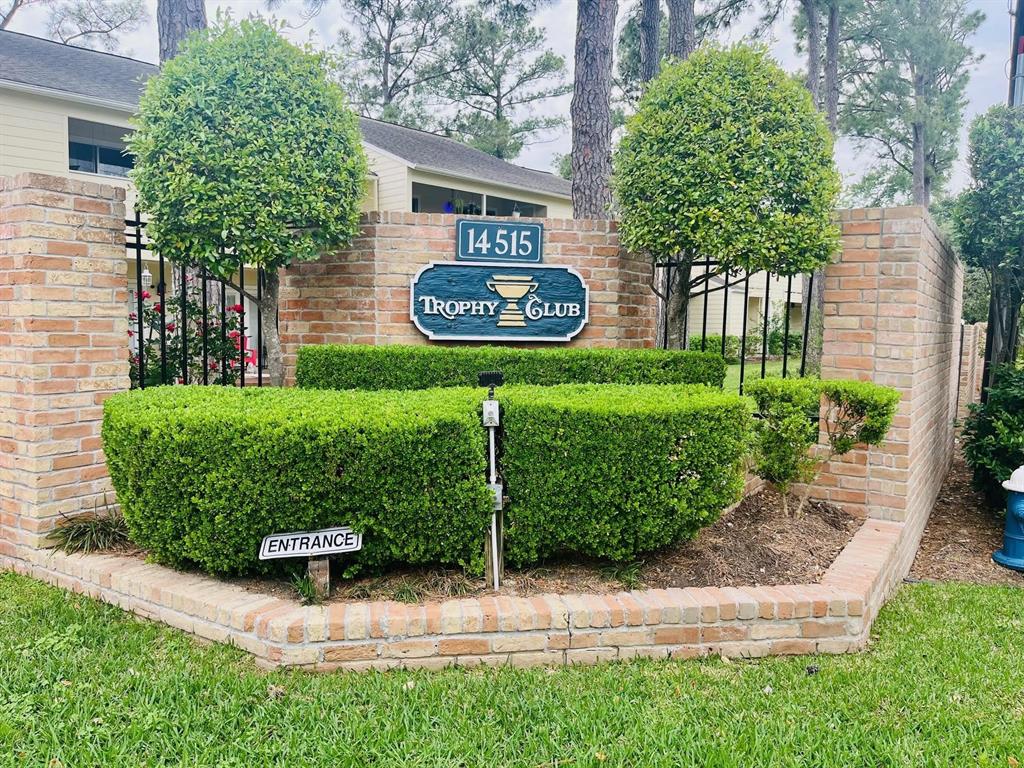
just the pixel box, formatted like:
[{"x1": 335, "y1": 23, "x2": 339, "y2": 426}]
[
  {"x1": 723, "y1": 358, "x2": 802, "y2": 392},
  {"x1": 1, "y1": 573, "x2": 1022, "y2": 766}
]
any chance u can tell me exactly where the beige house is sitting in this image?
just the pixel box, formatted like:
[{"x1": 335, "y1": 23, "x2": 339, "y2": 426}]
[{"x1": 0, "y1": 30, "x2": 572, "y2": 218}]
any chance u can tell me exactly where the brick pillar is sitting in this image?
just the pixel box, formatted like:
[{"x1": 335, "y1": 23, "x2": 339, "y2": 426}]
[
  {"x1": 957, "y1": 321, "x2": 986, "y2": 418},
  {"x1": 0, "y1": 173, "x2": 130, "y2": 556},
  {"x1": 814, "y1": 207, "x2": 961, "y2": 526}
]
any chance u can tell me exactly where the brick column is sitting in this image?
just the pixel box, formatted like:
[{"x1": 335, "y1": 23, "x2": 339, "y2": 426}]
[
  {"x1": 957, "y1": 322, "x2": 985, "y2": 418},
  {"x1": 0, "y1": 173, "x2": 130, "y2": 555},
  {"x1": 813, "y1": 207, "x2": 961, "y2": 527}
]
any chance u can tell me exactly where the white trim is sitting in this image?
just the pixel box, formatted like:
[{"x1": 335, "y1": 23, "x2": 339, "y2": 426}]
[
  {"x1": 409, "y1": 260, "x2": 590, "y2": 343},
  {"x1": 0, "y1": 78, "x2": 138, "y2": 114}
]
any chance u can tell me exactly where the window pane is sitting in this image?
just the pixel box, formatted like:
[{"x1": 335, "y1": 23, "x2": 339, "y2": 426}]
[
  {"x1": 98, "y1": 145, "x2": 133, "y2": 177},
  {"x1": 68, "y1": 141, "x2": 96, "y2": 173}
]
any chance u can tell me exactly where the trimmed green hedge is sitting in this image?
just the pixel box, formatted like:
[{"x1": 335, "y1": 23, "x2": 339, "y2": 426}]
[
  {"x1": 103, "y1": 386, "x2": 492, "y2": 576},
  {"x1": 500, "y1": 385, "x2": 751, "y2": 565},
  {"x1": 295, "y1": 344, "x2": 727, "y2": 390},
  {"x1": 103, "y1": 383, "x2": 751, "y2": 575}
]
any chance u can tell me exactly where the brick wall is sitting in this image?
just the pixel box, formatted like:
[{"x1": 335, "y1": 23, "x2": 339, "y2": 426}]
[
  {"x1": 958, "y1": 322, "x2": 986, "y2": 419},
  {"x1": 0, "y1": 173, "x2": 130, "y2": 555},
  {"x1": 813, "y1": 207, "x2": 961, "y2": 528},
  {"x1": 279, "y1": 212, "x2": 658, "y2": 382}
]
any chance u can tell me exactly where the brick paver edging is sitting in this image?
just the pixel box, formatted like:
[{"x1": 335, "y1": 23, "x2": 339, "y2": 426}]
[{"x1": 1, "y1": 517, "x2": 910, "y2": 671}]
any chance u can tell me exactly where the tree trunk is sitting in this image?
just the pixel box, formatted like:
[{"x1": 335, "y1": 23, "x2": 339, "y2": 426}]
[
  {"x1": 639, "y1": 0, "x2": 660, "y2": 84},
  {"x1": 664, "y1": 260, "x2": 692, "y2": 349},
  {"x1": 157, "y1": 0, "x2": 207, "y2": 63},
  {"x1": 801, "y1": 0, "x2": 822, "y2": 109},
  {"x1": 260, "y1": 268, "x2": 285, "y2": 387},
  {"x1": 824, "y1": 0, "x2": 840, "y2": 133},
  {"x1": 665, "y1": 0, "x2": 695, "y2": 59},
  {"x1": 571, "y1": 0, "x2": 618, "y2": 218},
  {"x1": 911, "y1": 73, "x2": 928, "y2": 206},
  {"x1": 802, "y1": 270, "x2": 826, "y2": 374}
]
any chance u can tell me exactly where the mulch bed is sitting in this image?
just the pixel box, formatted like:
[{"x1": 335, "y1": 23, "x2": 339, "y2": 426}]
[
  {"x1": 232, "y1": 487, "x2": 859, "y2": 604},
  {"x1": 910, "y1": 451, "x2": 1024, "y2": 588}
]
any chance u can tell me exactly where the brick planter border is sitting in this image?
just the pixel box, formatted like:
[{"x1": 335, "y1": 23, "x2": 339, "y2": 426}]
[{"x1": 1, "y1": 516, "x2": 915, "y2": 672}]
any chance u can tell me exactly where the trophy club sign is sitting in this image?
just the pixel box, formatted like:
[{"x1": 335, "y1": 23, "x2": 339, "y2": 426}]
[{"x1": 410, "y1": 219, "x2": 589, "y2": 342}]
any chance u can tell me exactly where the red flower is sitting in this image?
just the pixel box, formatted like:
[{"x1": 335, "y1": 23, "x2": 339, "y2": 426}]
[
  {"x1": 127, "y1": 330, "x2": 134, "y2": 337},
  {"x1": 227, "y1": 303, "x2": 244, "y2": 313},
  {"x1": 141, "y1": 290, "x2": 151, "y2": 300},
  {"x1": 153, "y1": 303, "x2": 162, "y2": 312},
  {"x1": 228, "y1": 330, "x2": 240, "y2": 339},
  {"x1": 166, "y1": 322, "x2": 176, "y2": 332}
]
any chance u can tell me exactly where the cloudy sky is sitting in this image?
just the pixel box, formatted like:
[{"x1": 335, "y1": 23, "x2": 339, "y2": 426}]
[{"x1": 6, "y1": 0, "x2": 1017, "y2": 192}]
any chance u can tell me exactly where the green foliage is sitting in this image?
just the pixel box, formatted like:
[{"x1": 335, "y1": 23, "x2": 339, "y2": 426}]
[
  {"x1": 127, "y1": 18, "x2": 367, "y2": 277},
  {"x1": 499, "y1": 384, "x2": 752, "y2": 565},
  {"x1": 296, "y1": 344, "x2": 727, "y2": 390},
  {"x1": 952, "y1": 106, "x2": 1024, "y2": 372},
  {"x1": 102, "y1": 386, "x2": 492, "y2": 576},
  {"x1": 47, "y1": 507, "x2": 131, "y2": 555},
  {"x1": 331, "y1": 0, "x2": 455, "y2": 128},
  {"x1": 746, "y1": 377, "x2": 900, "y2": 507},
  {"x1": 129, "y1": 280, "x2": 245, "y2": 388},
  {"x1": 690, "y1": 334, "x2": 742, "y2": 364},
  {"x1": 613, "y1": 44, "x2": 840, "y2": 278},
  {"x1": 431, "y1": 3, "x2": 569, "y2": 159},
  {"x1": 746, "y1": 378, "x2": 822, "y2": 501},
  {"x1": 961, "y1": 267, "x2": 991, "y2": 325},
  {"x1": 840, "y1": 0, "x2": 983, "y2": 205},
  {"x1": 102, "y1": 382, "x2": 750, "y2": 576},
  {"x1": 962, "y1": 365, "x2": 1024, "y2": 506},
  {"x1": 290, "y1": 572, "x2": 324, "y2": 606},
  {"x1": 818, "y1": 379, "x2": 902, "y2": 455}
]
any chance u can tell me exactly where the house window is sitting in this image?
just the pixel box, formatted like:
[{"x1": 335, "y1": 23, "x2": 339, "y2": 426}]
[{"x1": 68, "y1": 118, "x2": 133, "y2": 177}]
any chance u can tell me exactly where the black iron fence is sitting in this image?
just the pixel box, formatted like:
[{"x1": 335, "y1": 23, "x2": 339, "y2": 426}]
[
  {"x1": 660, "y1": 260, "x2": 813, "y2": 393},
  {"x1": 126, "y1": 216, "x2": 266, "y2": 388}
]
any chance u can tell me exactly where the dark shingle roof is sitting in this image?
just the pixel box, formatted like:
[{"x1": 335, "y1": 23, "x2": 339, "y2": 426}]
[
  {"x1": 0, "y1": 30, "x2": 570, "y2": 199},
  {"x1": 358, "y1": 118, "x2": 570, "y2": 198},
  {"x1": 0, "y1": 29, "x2": 157, "y2": 107}
]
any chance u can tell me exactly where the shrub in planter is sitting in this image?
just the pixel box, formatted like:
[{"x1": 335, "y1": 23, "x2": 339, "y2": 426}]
[
  {"x1": 746, "y1": 377, "x2": 900, "y2": 514},
  {"x1": 500, "y1": 384, "x2": 752, "y2": 564},
  {"x1": 963, "y1": 365, "x2": 1024, "y2": 506},
  {"x1": 103, "y1": 386, "x2": 492, "y2": 575},
  {"x1": 104, "y1": 383, "x2": 752, "y2": 576},
  {"x1": 296, "y1": 344, "x2": 727, "y2": 390}
]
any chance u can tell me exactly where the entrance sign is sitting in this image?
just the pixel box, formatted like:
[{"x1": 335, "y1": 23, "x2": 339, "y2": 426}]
[
  {"x1": 411, "y1": 262, "x2": 589, "y2": 341},
  {"x1": 259, "y1": 526, "x2": 362, "y2": 560},
  {"x1": 456, "y1": 219, "x2": 543, "y2": 263}
]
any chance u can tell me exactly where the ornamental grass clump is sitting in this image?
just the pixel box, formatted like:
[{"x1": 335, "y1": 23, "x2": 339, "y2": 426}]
[{"x1": 746, "y1": 378, "x2": 901, "y2": 515}]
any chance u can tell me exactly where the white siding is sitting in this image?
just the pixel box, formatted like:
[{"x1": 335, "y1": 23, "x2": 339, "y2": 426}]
[{"x1": 365, "y1": 146, "x2": 410, "y2": 212}]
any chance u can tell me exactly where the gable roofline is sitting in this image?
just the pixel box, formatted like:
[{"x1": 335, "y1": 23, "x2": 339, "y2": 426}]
[{"x1": 363, "y1": 140, "x2": 571, "y2": 201}]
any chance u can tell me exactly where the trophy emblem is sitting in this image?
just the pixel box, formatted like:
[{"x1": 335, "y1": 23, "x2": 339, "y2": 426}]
[{"x1": 485, "y1": 274, "x2": 539, "y2": 327}]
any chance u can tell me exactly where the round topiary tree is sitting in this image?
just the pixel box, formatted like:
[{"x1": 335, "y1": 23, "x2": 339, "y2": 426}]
[
  {"x1": 128, "y1": 17, "x2": 367, "y2": 386},
  {"x1": 613, "y1": 44, "x2": 840, "y2": 348}
]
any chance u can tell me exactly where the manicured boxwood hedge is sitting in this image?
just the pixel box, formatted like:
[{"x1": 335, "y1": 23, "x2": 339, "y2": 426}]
[
  {"x1": 103, "y1": 383, "x2": 750, "y2": 576},
  {"x1": 102, "y1": 386, "x2": 492, "y2": 576},
  {"x1": 295, "y1": 344, "x2": 727, "y2": 390},
  {"x1": 500, "y1": 385, "x2": 752, "y2": 565}
]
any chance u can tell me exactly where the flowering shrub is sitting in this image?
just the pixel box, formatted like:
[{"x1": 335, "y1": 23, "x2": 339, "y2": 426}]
[{"x1": 129, "y1": 277, "x2": 248, "y2": 388}]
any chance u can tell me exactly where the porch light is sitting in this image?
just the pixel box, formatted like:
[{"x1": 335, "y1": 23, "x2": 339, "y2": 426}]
[{"x1": 141, "y1": 266, "x2": 153, "y2": 289}]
